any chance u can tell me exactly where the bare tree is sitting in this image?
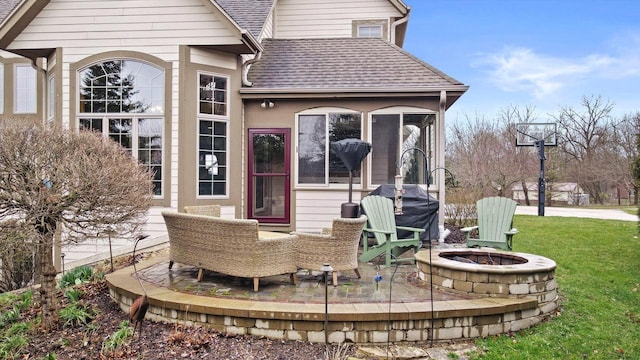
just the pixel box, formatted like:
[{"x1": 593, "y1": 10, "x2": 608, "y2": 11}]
[
  {"x1": 447, "y1": 111, "x2": 528, "y2": 199},
  {"x1": 498, "y1": 105, "x2": 543, "y2": 205},
  {"x1": 611, "y1": 112, "x2": 640, "y2": 205},
  {"x1": 0, "y1": 119, "x2": 153, "y2": 329},
  {"x1": 447, "y1": 105, "x2": 545, "y2": 201},
  {"x1": 551, "y1": 95, "x2": 619, "y2": 204},
  {"x1": 635, "y1": 129, "x2": 640, "y2": 222}
]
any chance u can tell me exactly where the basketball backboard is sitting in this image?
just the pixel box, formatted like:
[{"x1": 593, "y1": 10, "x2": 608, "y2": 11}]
[{"x1": 516, "y1": 123, "x2": 557, "y2": 146}]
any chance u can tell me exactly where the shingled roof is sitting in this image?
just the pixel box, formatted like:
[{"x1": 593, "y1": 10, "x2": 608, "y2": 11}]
[
  {"x1": 247, "y1": 38, "x2": 465, "y2": 90},
  {"x1": 0, "y1": 0, "x2": 21, "y2": 25},
  {"x1": 214, "y1": 0, "x2": 273, "y2": 39}
]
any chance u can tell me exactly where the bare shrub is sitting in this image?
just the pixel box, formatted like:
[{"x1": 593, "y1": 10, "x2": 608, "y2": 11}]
[
  {"x1": 0, "y1": 119, "x2": 153, "y2": 329},
  {"x1": 0, "y1": 222, "x2": 35, "y2": 292},
  {"x1": 444, "y1": 190, "x2": 478, "y2": 228}
]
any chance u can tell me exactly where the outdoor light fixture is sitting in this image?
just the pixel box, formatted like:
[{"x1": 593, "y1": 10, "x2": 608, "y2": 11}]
[
  {"x1": 61, "y1": 253, "x2": 65, "y2": 275},
  {"x1": 321, "y1": 262, "x2": 333, "y2": 349},
  {"x1": 105, "y1": 226, "x2": 116, "y2": 273},
  {"x1": 260, "y1": 99, "x2": 274, "y2": 108}
]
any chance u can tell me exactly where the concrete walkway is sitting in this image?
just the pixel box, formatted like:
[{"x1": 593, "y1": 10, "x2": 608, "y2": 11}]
[{"x1": 515, "y1": 205, "x2": 638, "y2": 221}]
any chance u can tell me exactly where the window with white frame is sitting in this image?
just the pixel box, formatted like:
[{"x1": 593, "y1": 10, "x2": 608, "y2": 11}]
[
  {"x1": 370, "y1": 111, "x2": 436, "y2": 186},
  {"x1": 197, "y1": 72, "x2": 228, "y2": 197},
  {"x1": 297, "y1": 109, "x2": 362, "y2": 186},
  {"x1": 357, "y1": 25, "x2": 383, "y2": 38},
  {"x1": 353, "y1": 19, "x2": 387, "y2": 39},
  {"x1": 47, "y1": 75, "x2": 55, "y2": 121},
  {"x1": 14, "y1": 64, "x2": 36, "y2": 113},
  {"x1": 77, "y1": 59, "x2": 165, "y2": 196}
]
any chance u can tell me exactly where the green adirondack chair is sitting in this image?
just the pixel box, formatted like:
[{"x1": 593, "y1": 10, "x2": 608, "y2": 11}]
[
  {"x1": 461, "y1": 196, "x2": 519, "y2": 250},
  {"x1": 359, "y1": 195, "x2": 424, "y2": 267}
]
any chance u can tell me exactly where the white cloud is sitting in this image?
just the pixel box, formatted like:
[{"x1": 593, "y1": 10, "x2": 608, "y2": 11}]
[{"x1": 474, "y1": 34, "x2": 640, "y2": 100}]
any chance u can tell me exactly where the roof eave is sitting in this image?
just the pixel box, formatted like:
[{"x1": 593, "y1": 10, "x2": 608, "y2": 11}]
[
  {"x1": 206, "y1": 0, "x2": 262, "y2": 54},
  {"x1": 0, "y1": 0, "x2": 50, "y2": 51},
  {"x1": 240, "y1": 85, "x2": 469, "y2": 109},
  {"x1": 389, "y1": 0, "x2": 410, "y2": 15},
  {"x1": 240, "y1": 85, "x2": 468, "y2": 96}
]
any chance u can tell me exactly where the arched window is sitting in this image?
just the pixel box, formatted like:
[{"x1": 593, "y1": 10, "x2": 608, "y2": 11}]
[{"x1": 78, "y1": 59, "x2": 164, "y2": 196}]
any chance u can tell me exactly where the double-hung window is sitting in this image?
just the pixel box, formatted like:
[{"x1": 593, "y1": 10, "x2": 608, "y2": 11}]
[
  {"x1": 78, "y1": 59, "x2": 165, "y2": 197},
  {"x1": 357, "y1": 25, "x2": 383, "y2": 38},
  {"x1": 370, "y1": 111, "x2": 436, "y2": 186},
  {"x1": 14, "y1": 64, "x2": 36, "y2": 113},
  {"x1": 296, "y1": 109, "x2": 362, "y2": 186},
  {"x1": 197, "y1": 72, "x2": 228, "y2": 197},
  {"x1": 47, "y1": 75, "x2": 55, "y2": 122}
]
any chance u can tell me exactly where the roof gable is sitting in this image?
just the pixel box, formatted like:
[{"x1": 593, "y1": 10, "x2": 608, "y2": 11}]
[
  {"x1": 0, "y1": 0, "x2": 261, "y2": 57},
  {"x1": 213, "y1": 0, "x2": 273, "y2": 39}
]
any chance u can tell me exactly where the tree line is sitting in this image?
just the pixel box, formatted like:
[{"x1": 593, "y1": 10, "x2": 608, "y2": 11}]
[{"x1": 446, "y1": 95, "x2": 640, "y2": 206}]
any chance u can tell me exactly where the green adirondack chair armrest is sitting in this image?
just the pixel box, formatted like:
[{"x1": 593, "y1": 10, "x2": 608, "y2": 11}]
[
  {"x1": 460, "y1": 226, "x2": 477, "y2": 233},
  {"x1": 396, "y1": 225, "x2": 425, "y2": 234},
  {"x1": 363, "y1": 227, "x2": 394, "y2": 235},
  {"x1": 460, "y1": 226, "x2": 478, "y2": 241},
  {"x1": 361, "y1": 227, "x2": 394, "y2": 252}
]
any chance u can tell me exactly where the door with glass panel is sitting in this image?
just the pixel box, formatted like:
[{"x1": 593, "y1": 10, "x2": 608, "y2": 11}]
[{"x1": 248, "y1": 129, "x2": 290, "y2": 224}]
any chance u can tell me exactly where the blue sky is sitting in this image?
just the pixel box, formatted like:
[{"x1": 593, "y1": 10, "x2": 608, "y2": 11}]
[{"x1": 403, "y1": 0, "x2": 640, "y2": 121}]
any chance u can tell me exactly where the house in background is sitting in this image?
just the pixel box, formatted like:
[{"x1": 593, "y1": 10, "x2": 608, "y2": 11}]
[
  {"x1": 0, "y1": 0, "x2": 467, "y2": 238},
  {"x1": 512, "y1": 182, "x2": 588, "y2": 206}
]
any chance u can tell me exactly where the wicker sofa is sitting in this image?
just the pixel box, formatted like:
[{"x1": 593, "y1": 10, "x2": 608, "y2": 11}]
[
  {"x1": 292, "y1": 215, "x2": 367, "y2": 286},
  {"x1": 162, "y1": 211, "x2": 297, "y2": 291},
  {"x1": 183, "y1": 205, "x2": 221, "y2": 217}
]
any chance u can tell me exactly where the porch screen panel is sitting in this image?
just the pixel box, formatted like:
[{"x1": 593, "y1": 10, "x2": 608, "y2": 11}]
[
  {"x1": 298, "y1": 115, "x2": 326, "y2": 184},
  {"x1": 371, "y1": 114, "x2": 400, "y2": 184},
  {"x1": 328, "y1": 113, "x2": 362, "y2": 184}
]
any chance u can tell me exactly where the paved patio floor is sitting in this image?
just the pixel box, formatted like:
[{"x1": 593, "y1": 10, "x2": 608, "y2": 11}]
[{"x1": 136, "y1": 245, "x2": 470, "y2": 304}]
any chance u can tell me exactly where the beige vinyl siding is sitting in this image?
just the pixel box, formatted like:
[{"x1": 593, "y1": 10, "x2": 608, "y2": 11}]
[
  {"x1": 275, "y1": 0, "x2": 400, "y2": 39},
  {"x1": 261, "y1": 8, "x2": 274, "y2": 40},
  {"x1": 8, "y1": 0, "x2": 241, "y2": 56},
  {"x1": 295, "y1": 190, "x2": 362, "y2": 233},
  {"x1": 190, "y1": 48, "x2": 237, "y2": 70},
  {"x1": 8, "y1": 0, "x2": 244, "y2": 210}
]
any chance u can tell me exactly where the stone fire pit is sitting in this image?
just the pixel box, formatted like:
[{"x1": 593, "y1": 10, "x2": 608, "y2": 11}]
[{"x1": 416, "y1": 248, "x2": 558, "y2": 315}]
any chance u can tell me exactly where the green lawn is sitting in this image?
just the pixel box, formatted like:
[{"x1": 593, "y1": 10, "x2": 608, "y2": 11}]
[{"x1": 472, "y1": 215, "x2": 640, "y2": 360}]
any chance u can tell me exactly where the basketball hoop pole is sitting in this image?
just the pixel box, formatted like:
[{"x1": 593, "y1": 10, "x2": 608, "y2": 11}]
[
  {"x1": 535, "y1": 140, "x2": 546, "y2": 216},
  {"x1": 516, "y1": 123, "x2": 556, "y2": 216}
]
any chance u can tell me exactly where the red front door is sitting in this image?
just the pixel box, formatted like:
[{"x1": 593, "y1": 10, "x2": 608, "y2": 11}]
[{"x1": 248, "y1": 129, "x2": 290, "y2": 224}]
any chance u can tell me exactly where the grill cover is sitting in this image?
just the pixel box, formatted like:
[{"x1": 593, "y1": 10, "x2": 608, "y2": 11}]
[{"x1": 365, "y1": 184, "x2": 439, "y2": 240}]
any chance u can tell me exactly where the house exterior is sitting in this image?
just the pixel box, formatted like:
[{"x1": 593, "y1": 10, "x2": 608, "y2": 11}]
[
  {"x1": 512, "y1": 182, "x2": 588, "y2": 206},
  {"x1": 0, "y1": 0, "x2": 467, "y2": 237}
]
